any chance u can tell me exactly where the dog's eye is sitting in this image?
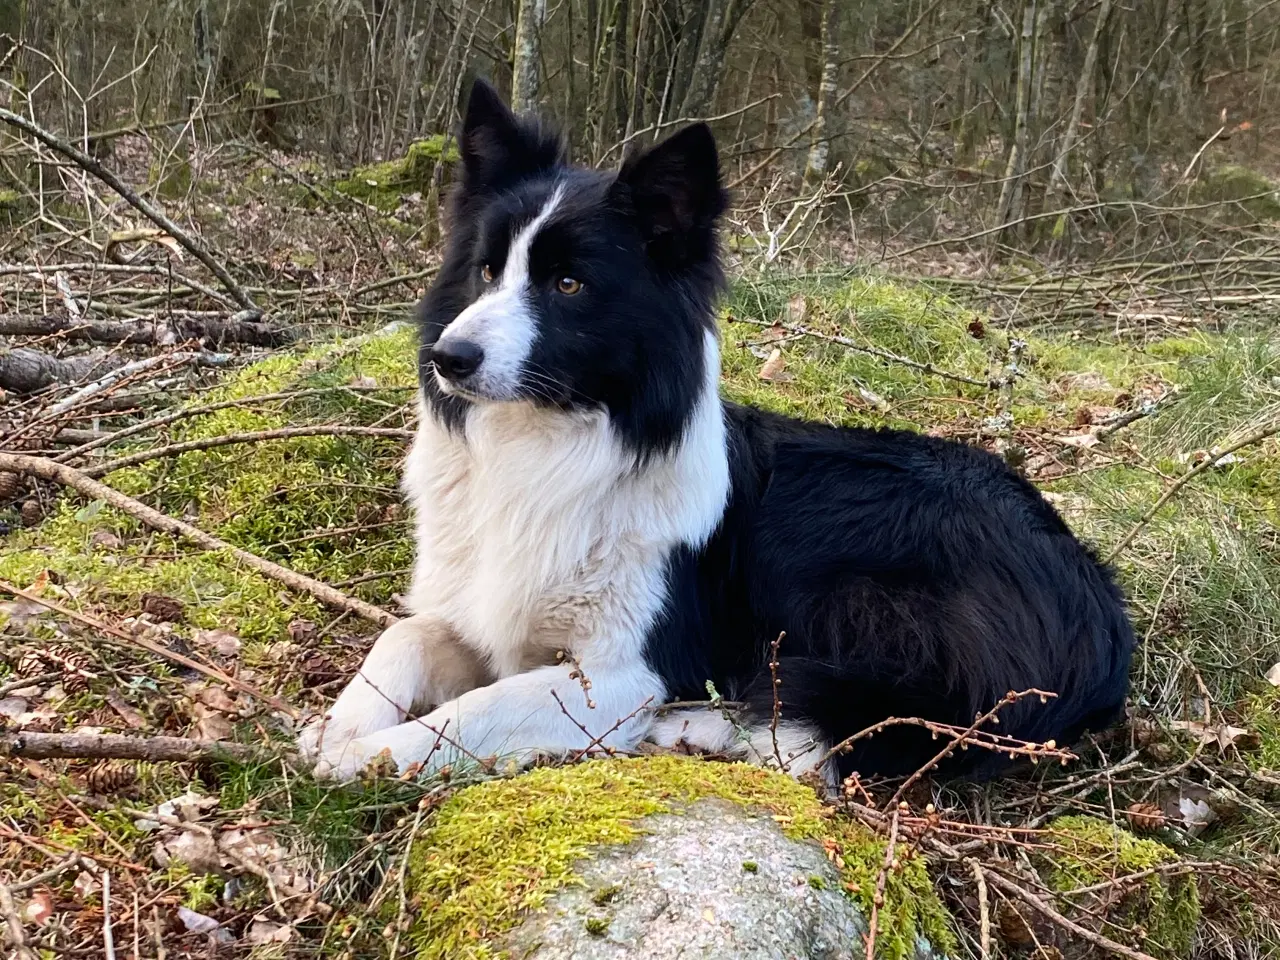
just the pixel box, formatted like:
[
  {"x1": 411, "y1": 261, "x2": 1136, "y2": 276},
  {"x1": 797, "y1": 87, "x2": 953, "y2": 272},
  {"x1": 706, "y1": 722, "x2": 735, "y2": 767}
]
[
  {"x1": 480, "y1": 264, "x2": 494, "y2": 283},
  {"x1": 556, "y1": 276, "x2": 582, "y2": 295}
]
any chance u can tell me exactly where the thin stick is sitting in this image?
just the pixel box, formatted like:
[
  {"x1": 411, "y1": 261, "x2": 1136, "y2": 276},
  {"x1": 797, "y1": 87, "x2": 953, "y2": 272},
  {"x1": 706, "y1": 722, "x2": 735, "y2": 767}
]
[
  {"x1": 0, "y1": 878, "x2": 37, "y2": 960},
  {"x1": 970, "y1": 859, "x2": 991, "y2": 960},
  {"x1": 768, "y1": 631, "x2": 786, "y2": 771},
  {"x1": 863, "y1": 805, "x2": 900, "y2": 960},
  {"x1": 982, "y1": 868, "x2": 1160, "y2": 960},
  {"x1": 101, "y1": 870, "x2": 116, "y2": 960},
  {"x1": 0, "y1": 672, "x2": 60, "y2": 697},
  {"x1": 887, "y1": 689, "x2": 1057, "y2": 809},
  {"x1": 1107, "y1": 420, "x2": 1280, "y2": 561},
  {"x1": 734, "y1": 316, "x2": 992, "y2": 388},
  {"x1": 0, "y1": 107, "x2": 259, "y2": 313},
  {"x1": 1, "y1": 730, "x2": 277, "y2": 764},
  {"x1": 42, "y1": 352, "x2": 210, "y2": 419},
  {"x1": 82, "y1": 424, "x2": 414, "y2": 477},
  {"x1": 0, "y1": 453, "x2": 398, "y2": 628}
]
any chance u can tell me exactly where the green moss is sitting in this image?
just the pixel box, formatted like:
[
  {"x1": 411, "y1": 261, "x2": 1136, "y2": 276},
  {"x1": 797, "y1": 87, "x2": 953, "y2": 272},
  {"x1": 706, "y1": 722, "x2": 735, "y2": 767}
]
[
  {"x1": 583, "y1": 916, "x2": 610, "y2": 936},
  {"x1": 404, "y1": 755, "x2": 953, "y2": 960},
  {"x1": 335, "y1": 135, "x2": 459, "y2": 211},
  {"x1": 741, "y1": 860, "x2": 759, "y2": 873},
  {"x1": 148, "y1": 158, "x2": 192, "y2": 200},
  {"x1": 1046, "y1": 815, "x2": 1200, "y2": 958},
  {"x1": 589, "y1": 884, "x2": 621, "y2": 906},
  {"x1": 0, "y1": 326, "x2": 418, "y2": 646},
  {"x1": 1197, "y1": 164, "x2": 1280, "y2": 221},
  {"x1": 1245, "y1": 688, "x2": 1280, "y2": 770}
]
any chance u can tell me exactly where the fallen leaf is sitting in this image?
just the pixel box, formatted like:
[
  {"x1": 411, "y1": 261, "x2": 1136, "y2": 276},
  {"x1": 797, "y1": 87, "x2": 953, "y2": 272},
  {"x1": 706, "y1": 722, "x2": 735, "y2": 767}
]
[
  {"x1": 967, "y1": 318, "x2": 986, "y2": 339},
  {"x1": 176, "y1": 905, "x2": 234, "y2": 943},
  {"x1": 134, "y1": 789, "x2": 220, "y2": 831},
  {"x1": 191, "y1": 702, "x2": 235, "y2": 741},
  {"x1": 1178, "y1": 797, "x2": 1218, "y2": 838},
  {"x1": 89, "y1": 528, "x2": 122, "y2": 549},
  {"x1": 193, "y1": 628, "x2": 241, "y2": 658},
  {"x1": 153, "y1": 233, "x2": 185, "y2": 261},
  {"x1": 785, "y1": 293, "x2": 807, "y2": 324},
  {"x1": 72, "y1": 871, "x2": 99, "y2": 900},
  {"x1": 1058, "y1": 432, "x2": 1100, "y2": 449},
  {"x1": 156, "y1": 830, "x2": 221, "y2": 875},
  {"x1": 758, "y1": 348, "x2": 792, "y2": 382},
  {"x1": 246, "y1": 918, "x2": 294, "y2": 945},
  {"x1": 287, "y1": 619, "x2": 319, "y2": 645},
  {"x1": 701, "y1": 907, "x2": 716, "y2": 923},
  {"x1": 141, "y1": 593, "x2": 185, "y2": 623},
  {"x1": 196, "y1": 685, "x2": 239, "y2": 713},
  {"x1": 1265, "y1": 663, "x2": 1280, "y2": 687},
  {"x1": 1169, "y1": 720, "x2": 1258, "y2": 752},
  {"x1": 20, "y1": 888, "x2": 54, "y2": 925},
  {"x1": 106, "y1": 691, "x2": 148, "y2": 729},
  {"x1": 858, "y1": 387, "x2": 890, "y2": 413}
]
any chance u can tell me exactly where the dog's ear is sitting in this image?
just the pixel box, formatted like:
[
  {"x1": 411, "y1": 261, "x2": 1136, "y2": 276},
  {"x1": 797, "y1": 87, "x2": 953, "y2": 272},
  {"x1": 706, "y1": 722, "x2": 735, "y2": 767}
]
[
  {"x1": 459, "y1": 78, "x2": 565, "y2": 191},
  {"x1": 612, "y1": 123, "x2": 727, "y2": 261}
]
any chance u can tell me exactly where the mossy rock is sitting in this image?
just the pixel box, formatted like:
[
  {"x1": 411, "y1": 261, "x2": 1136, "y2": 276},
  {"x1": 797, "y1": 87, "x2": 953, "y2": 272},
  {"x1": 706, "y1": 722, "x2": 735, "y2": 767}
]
[
  {"x1": 1196, "y1": 164, "x2": 1280, "y2": 221},
  {"x1": 335, "y1": 135, "x2": 459, "y2": 211},
  {"x1": 1042, "y1": 815, "x2": 1200, "y2": 958},
  {"x1": 403, "y1": 755, "x2": 955, "y2": 960}
]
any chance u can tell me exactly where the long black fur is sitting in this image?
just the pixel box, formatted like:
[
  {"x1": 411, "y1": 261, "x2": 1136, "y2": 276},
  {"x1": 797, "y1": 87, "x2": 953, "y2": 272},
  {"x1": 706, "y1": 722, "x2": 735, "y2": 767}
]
[{"x1": 416, "y1": 78, "x2": 1134, "y2": 781}]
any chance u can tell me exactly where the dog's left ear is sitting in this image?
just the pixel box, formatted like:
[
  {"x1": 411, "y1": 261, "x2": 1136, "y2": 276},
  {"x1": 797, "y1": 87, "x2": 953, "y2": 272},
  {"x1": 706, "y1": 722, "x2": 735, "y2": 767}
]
[{"x1": 612, "y1": 123, "x2": 727, "y2": 260}]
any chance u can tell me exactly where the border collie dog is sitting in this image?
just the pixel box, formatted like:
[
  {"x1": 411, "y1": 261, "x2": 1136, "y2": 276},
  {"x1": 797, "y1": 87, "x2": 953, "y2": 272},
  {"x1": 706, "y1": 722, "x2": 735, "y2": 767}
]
[{"x1": 300, "y1": 79, "x2": 1134, "y2": 784}]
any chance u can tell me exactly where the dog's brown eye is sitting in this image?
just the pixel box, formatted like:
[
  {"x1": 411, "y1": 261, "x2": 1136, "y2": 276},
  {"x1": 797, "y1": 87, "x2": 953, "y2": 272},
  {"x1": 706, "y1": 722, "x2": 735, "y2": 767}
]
[
  {"x1": 556, "y1": 276, "x2": 582, "y2": 295},
  {"x1": 480, "y1": 264, "x2": 494, "y2": 283}
]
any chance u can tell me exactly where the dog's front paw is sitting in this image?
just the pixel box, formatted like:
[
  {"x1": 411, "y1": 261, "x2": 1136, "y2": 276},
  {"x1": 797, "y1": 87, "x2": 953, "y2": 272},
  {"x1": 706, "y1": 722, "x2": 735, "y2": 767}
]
[{"x1": 297, "y1": 712, "x2": 375, "y2": 775}]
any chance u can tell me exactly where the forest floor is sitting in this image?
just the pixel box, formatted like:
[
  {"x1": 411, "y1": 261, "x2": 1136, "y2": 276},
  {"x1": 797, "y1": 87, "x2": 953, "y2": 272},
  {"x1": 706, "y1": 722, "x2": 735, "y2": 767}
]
[{"x1": 1, "y1": 137, "x2": 1280, "y2": 960}]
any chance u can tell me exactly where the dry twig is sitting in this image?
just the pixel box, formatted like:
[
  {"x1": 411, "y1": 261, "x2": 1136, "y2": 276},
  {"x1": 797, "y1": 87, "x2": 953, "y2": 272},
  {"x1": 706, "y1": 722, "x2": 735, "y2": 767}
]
[{"x1": 0, "y1": 730, "x2": 277, "y2": 764}]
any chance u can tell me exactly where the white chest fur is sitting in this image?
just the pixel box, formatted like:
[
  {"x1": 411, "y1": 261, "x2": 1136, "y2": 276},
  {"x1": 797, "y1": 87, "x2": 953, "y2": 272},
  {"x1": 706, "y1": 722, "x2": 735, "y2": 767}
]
[{"x1": 402, "y1": 331, "x2": 731, "y2": 677}]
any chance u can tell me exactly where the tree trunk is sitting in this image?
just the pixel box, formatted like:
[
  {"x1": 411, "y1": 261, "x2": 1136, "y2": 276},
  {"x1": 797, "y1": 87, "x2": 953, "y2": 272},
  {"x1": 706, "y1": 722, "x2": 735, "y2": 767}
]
[
  {"x1": 803, "y1": 0, "x2": 840, "y2": 183},
  {"x1": 797, "y1": 0, "x2": 823, "y2": 104},
  {"x1": 995, "y1": 0, "x2": 1037, "y2": 236},
  {"x1": 1048, "y1": 0, "x2": 1111, "y2": 199},
  {"x1": 511, "y1": 0, "x2": 547, "y2": 113},
  {"x1": 678, "y1": 0, "x2": 755, "y2": 118}
]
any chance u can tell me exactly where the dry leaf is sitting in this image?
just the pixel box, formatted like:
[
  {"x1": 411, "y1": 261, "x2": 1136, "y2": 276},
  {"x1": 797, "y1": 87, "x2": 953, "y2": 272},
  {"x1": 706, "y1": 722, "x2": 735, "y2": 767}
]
[
  {"x1": 141, "y1": 593, "x2": 185, "y2": 623},
  {"x1": 90, "y1": 529, "x2": 122, "y2": 549},
  {"x1": 176, "y1": 905, "x2": 233, "y2": 943},
  {"x1": 758, "y1": 348, "x2": 792, "y2": 382},
  {"x1": 1178, "y1": 797, "x2": 1218, "y2": 838},
  {"x1": 858, "y1": 387, "x2": 890, "y2": 412},
  {"x1": 191, "y1": 703, "x2": 235, "y2": 741},
  {"x1": 1170, "y1": 719, "x2": 1258, "y2": 752},
  {"x1": 197, "y1": 685, "x2": 239, "y2": 713},
  {"x1": 21, "y1": 888, "x2": 54, "y2": 926},
  {"x1": 72, "y1": 871, "x2": 99, "y2": 900},
  {"x1": 193, "y1": 628, "x2": 241, "y2": 658},
  {"x1": 1058, "y1": 432, "x2": 1100, "y2": 450},
  {"x1": 247, "y1": 919, "x2": 294, "y2": 945},
  {"x1": 785, "y1": 293, "x2": 807, "y2": 324},
  {"x1": 1266, "y1": 663, "x2": 1280, "y2": 687},
  {"x1": 153, "y1": 233, "x2": 185, "y2": 260},
  {"x1": 106, "y1": 691, "x2": 148, "y2": 729},
  {"x1": 156, "y1": 830, "x2": 221, "y2": 875}
]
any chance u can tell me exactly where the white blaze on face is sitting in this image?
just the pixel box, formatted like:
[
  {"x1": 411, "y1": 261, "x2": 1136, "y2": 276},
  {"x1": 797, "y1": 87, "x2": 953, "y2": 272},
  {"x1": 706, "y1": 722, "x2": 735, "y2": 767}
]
[{"x1": 435, "y1": 185, "x2": 565, "y2": 400}]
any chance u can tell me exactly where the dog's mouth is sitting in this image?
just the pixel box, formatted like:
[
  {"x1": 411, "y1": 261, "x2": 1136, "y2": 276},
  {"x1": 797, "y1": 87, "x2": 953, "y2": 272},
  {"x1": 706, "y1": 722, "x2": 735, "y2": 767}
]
[{"x1": 433, "y1": 369, "x2": 512, "y2": 404}]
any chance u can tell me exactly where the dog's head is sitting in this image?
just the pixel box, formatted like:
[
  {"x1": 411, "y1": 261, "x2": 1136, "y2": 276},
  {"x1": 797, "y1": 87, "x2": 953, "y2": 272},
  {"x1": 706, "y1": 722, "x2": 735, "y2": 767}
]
[{"x1": 417, "y1": 78, "x2": 728, "y2": 456}]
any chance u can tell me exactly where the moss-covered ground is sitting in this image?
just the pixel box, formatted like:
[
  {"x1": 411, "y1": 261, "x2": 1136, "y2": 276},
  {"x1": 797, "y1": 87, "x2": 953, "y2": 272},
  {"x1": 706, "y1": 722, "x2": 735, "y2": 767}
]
[{"x1": 3, "y1": 267, "x2": 1280, "y2": 957}]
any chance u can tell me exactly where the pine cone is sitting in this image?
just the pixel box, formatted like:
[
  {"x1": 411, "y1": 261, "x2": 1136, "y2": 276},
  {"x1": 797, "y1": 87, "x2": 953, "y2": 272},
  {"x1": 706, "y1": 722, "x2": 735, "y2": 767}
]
[
  {"x1": 45, "y1": 645, "x2": 95, "y2": 694},
  {"x1": 140, "y1": 593, "x2": 185, "y2": 623},
  {"x1": 17, "y1": 649, "x2": 47, "y2": 679},
  {"x1": 0, "y1": 470, "x2": 21, "y2": 501},
  {"x1": 20, "y1": 499, "x2": 42, "y2": 526},
  {"x1": 86, "y1": 760, "x2": 136, "y2": 795},
  {"x1": 1126, "y1": 801, "x2": 1166, "y2": 832}
]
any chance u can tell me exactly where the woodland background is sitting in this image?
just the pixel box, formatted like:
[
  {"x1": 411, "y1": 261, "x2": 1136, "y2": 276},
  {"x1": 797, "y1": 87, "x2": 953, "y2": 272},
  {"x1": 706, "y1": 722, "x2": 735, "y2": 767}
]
[{"x1": 2, "y1": 2, "x2": 1280, "y2": 959}]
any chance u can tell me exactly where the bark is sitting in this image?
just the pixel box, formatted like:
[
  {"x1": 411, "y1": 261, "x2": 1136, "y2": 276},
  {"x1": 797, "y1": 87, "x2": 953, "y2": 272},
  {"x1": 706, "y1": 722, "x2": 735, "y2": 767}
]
[
  {"x1": 0, "y1": 348, "x2": 122, "y2": 394},
  {"x1": 678, "y1": 0, "x2": 756, "y2": 118},
  {"x1": 0, "y1": 730, "x2": 270, "y2": 764},
  {"x1": 797, "y1": 0, "x2": 823, "y2": 103},
  {"x1": 0, "y1": 313, "x2": 292, "y2": 348},
  {"x1": 512, "y1": 0, "x2": 548, "y2": 112},
  {"x1": 1048, "y1": 0, "x2": 1112, "y2": 198},
  {"x1": 995, "y1": 1, "x2": 1038, "y2": 233},
  {"x1": 803, "y1": 0, "x2": 840, "y2": 182}
]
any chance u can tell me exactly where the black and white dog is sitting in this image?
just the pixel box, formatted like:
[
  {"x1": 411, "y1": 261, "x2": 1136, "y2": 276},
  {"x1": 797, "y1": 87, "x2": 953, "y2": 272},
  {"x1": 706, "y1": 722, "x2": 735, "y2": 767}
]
[{"x1": 300, "y1": 79, "x2": 1134, "y2": 784}]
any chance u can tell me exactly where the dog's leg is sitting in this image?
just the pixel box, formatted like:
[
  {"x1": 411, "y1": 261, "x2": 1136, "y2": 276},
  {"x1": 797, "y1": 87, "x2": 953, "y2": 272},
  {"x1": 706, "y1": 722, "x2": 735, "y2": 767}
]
[
  {"x1": 312, "y1": 659, "x2": 664, "y2": 780},
  {"x1": 297, "y1": 615, "x2": 488, "y2": 769}
]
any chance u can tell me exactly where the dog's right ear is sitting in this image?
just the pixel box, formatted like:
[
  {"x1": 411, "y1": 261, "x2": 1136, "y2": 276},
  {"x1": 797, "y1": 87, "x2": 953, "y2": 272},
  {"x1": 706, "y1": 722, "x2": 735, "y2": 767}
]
[{"x1": 460, "y1": 78, "x2": 564, "y2": 191}]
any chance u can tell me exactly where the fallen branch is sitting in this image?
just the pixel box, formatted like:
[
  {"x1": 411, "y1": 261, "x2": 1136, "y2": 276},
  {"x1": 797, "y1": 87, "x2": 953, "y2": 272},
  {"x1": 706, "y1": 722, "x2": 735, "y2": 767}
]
[
  {"x1": 43, "y1": 351, "x2": 229, "y2": 419},
  {"x1": 0, "y1": 730, "x2": 276, "y2": 764},
  {"x1": 0, "y1": 106, "x2": 259, "y2": 314},
  {"x1": 1107, "y1": 419, "x2": 1280, "y2": 561},
  {"x1": 0, "y1": 313, "x2": 292, "y2": 348},
  {"x1": 82, "y1": 424, "x2": 415, "y2": 477},
  {"x1": 734, "y1": 316, "x2": 993, "y2": 388},
  {"x1": 981, "y1": 868, "x2": 1160, "y2": 960},
  {"x1": 0, "y1": 452, "x2": 398, "y2": 628},
  {"x1": 863, "y1": 805, "x2": 900, "y2": 960},
  {"x1": 0, "y1": 347, "x2": 122, "y2": 394}
]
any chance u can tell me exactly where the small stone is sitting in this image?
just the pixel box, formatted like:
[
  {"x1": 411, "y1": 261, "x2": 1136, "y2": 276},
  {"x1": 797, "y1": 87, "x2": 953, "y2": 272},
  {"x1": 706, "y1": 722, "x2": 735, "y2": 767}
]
[{"x1": 20, "y1": 499, "x2": 42, "y2": 526}]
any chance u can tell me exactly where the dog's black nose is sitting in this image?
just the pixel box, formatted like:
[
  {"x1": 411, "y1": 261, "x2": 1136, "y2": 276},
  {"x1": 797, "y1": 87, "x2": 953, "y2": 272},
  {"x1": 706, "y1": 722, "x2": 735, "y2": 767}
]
[{"x1": 432, "y1": 340, "x2": 484, "y2": 381}]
